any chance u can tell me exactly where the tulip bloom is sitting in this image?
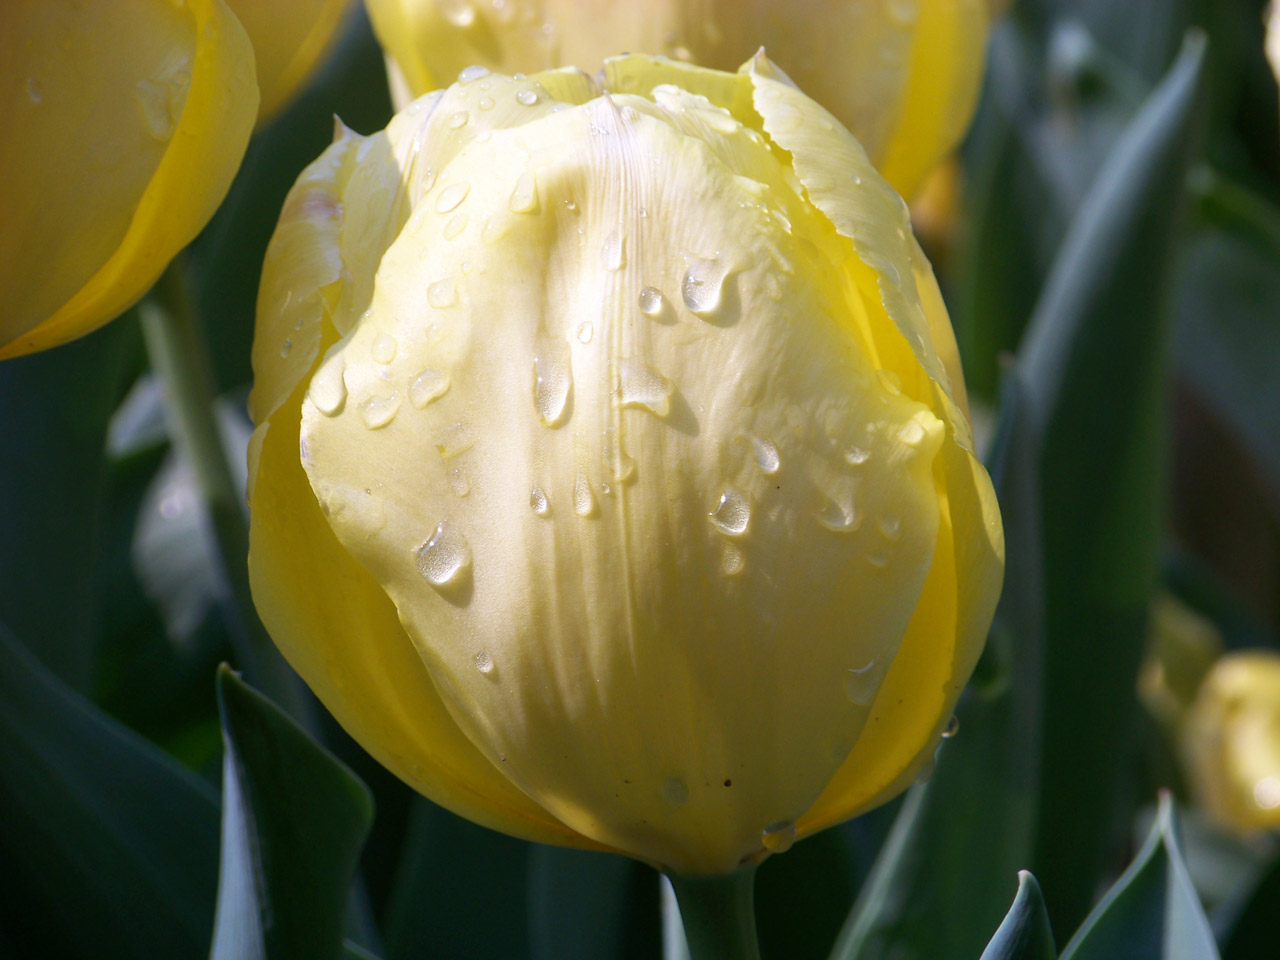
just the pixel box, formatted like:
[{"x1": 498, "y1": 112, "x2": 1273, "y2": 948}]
[
  {"x1": 0, "y1": 0, "x2": 257, "y2": 360},
  {"x1": 1184, "y1": 651, "x2": 1280, "y2": 834},
  {"x1": 365, "y1": 0, "x2": 988, "y2": 199},
  {"x1": 248, "y1": 55, "x2": 1003, "y2": 874}
]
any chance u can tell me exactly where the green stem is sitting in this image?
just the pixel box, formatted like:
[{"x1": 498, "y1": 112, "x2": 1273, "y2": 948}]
[
  {"x1": 138, "y1": 258, "x2": 314, "y2": 730},
  {"x1": 666, "y1": 867, "x2": 761, "y2": 960}
]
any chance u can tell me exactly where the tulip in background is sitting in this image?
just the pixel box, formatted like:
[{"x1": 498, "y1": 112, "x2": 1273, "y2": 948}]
[
  {"x1": 247, "y1": 52, "x2": 1003, "y2": 883},
  {"x1": 364, "y1": 0, "x2": 989, "y2": 199},
  {"x1": 0, "y1": 0, "x2": 352, "y2": 361}
]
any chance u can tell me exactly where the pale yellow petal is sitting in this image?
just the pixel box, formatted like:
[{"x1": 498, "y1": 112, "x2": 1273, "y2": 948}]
[{"x1": 0, "y1": 0, "x2": 257, "y2": 359}]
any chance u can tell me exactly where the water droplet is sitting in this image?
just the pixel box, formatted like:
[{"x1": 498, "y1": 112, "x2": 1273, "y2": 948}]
[
  {"x1": 681, "y1": 257, "x2": 729, "y2": 317},
  {"x1": 428, "y1": 277, "x2": 458, "y2": 308},
  {"x1": 458, "y1": 64, "x2": 490, "y2": 83},
  {"x1": 721, "y1": 544, "x2": 745, "y2": 576},
  {"x1": 877, "y1": 515, "x2": 901, "y2": 541},
  {"x1": 134, "y1": 59, "x2": 191, "y2": 140},
  {"x1": 437, "y1": 0, "x2": 476, "y2": 27},
  {"x1": 447, "y1": 110, "x2": 469, "y2": 129},
  {"x1": 410, "y1": 369, "x2": 450, "y2": 407},
  {"x1": 448, "y1": 467, "x2": 470, "y2": 497},
  {"x1": 25, "y1": 77, "x2": 43, "y2": 103},
  {"x1": 279, "y1": 338, "x2": 293, "y2": 359},
  {"x1": 359, "y1": 392, "x2": 401, "y2": 429},
  {"x1": 563, "y1": 199, "x2": 578, "y2": 213},
  {"x1": 845, "y1": 659, "x2": 883, "y2": 705},
  {"x1": 420, "y1": 166, "x2": 438, "y2": 192},
  {"x1": 473, "y1": 649, "x2": 495, "y2": 674},
  {"x1": 602, "y1": 428, "x2": 636, "y2": 482},
  {"x1": 509, "y1": 170, "x2": 537, "y2": 213},
  {"x1": 638, "y1": 286, "x2": 665, "y2": 317},
  {"x1": 748, "y1": 435, "x2": 779, "y2": 475},
  {"x1": 415, "y1": 521, "x2": 472, "y2": 586},
  {"x1": 372, "y1": 332, "x2": 398, "y2": 364},
  {"x1": 614, "y1": 358, "x2": 673, "y2": 417},
  {"x1": 530, "y1": 484, "x2": 550, "y2": 517},
  {"x1": 866, "y1": 552, "x2": 889, "y2": 569},
  {"x1": 573, "y1": 470, "x2": 597, "y2": 517},
  {"x1": 516, "y1": 88, "x2": 539, "y2": 106},
  {"x1": 435, "y1": 182, "x2": 470, "y2": 213},
  {"x1": 709, "y1": 487, "x2": 751, "y2": 537},
  {"x1": 478, "y1": 95, "x2": 495, "y2": 110},
  {"x1": 816, "y1": 477, "x2": 858, "y2": 532},
  {"x1": 309, "y1": 359, "x2": 347, "y2": 415},
  {"x1": 443, "y1": 213, "x2": 468, "y2": 239},
  {"x1": 576, "y1": 321, "x2": 594, "y2": 343},
  {"x1": 941, "y1": 714, "x2": 959, "y2": 740},
  {"x1": 844, "y1": 445, "x2": 871, "y2": 466},
  {"x1": 897, "y1": 418, "x2": 926, "y2": 447},
  {"x1": 435, "y1": 421, "x2": 476, "y2": 459},
  {"x1": 662, "y1": 778, "x2": 689, "y2": 806},
  {"x1": 602, "y1": 229, "x2": 626, "y2": 271},
  {"x1": 761, "y1": 821, "x2": 796, "y2": 853},
  {"x1": 914, "y1": 757, "x2": 936, "y2": 785},
  {"x1": 532, "y1": 348, "x2": 572, "y2": 427}
]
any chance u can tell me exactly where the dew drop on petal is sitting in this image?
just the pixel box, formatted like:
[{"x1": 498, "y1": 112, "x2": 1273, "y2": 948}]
[
  {"x1": 530, "y1": 483, "x2": 550, "y2": 517},
  {"x1": 428, "y1": 278, "x2": 458, "y2": 308},
  {"x1": 533, "y1": 348, "x2": 572, "y2": 427},
  {"x1": 815, "y1": 477, "x2": 858, "y2": 532},
  {"x1": 448, "y1": 467, "x2": 470, "y2": 497},
  {"x1": 443, "y1": 213, "x2": 468, "y2": 239},
  {"x1": 509, "y1": 170, "x2": 537, "y2": 213},
  {"x1": 410, "y1": 369, "x2": 450, "y2": 408},
  {"x1": 602, "y1": 229, "x2": 626, "y2": 271},
  {"x1": 447, "y1": 110, "x2": 469, "y2": 129},
  {"x1": 309, "y1": 358, "x2": 347, "y2": 415},
  {"x1": 721, "y1": 544, "x2": 745, "y2": 577},
  {"x1": 435, "y1": 421, "x2": 476, "y2": 459},
  {"x1": 897, "y1": 418, "x2": 926, "y2": 447},
  {"x1": 435, "y1": 182, "x2": 470, "y2": 213},
  {"x1": 761, "y1": 821, "x2": 796, "y2": 853},
  {"x1": 845, "y1": 658, "x2": 882, "y2": 705},
  {"x1": 877, "y1": 514, "x2": 901, "y2": 541},
  {"x1": 573, "y1": 470, "x2": 597, "y2": 517},
  {"x1": 602, "y1": 428, "x2": 636, "y2": 482},
  {"x1": 473, "y1": 649, "x2": 495, "y2": 674},
  {"x1": 516, "y1": 88, "x2": 539, "y2": 106},
  {"x1": 614, "y1": 358, "x2": 673, "y2": 417},
  {"x1": 458, "y1": 64, "x2": 490, "y2": 83},
  {"x1": 576, "y1": 321, "x2": 594, "y2": 343},
  {"x1": 749, "y1": 435, "x2": 779, "y2": 475},
  {"x1": 682, "y1": 257, "x2": 728, "y2": 317},
  {"x1": 414, "y1": 521, "x2": 472, "y2": 586},
  {"x1": 359, "y1": 393, "x2": 401, "y2": 429},
  {"x1": 372, "y1": 332, "x2": 398, "y2": 364},
  {"x1": 844, "y1": 445, "x2": 871, "y2": 466},
  {"x1": 942, "y1": 714, "x2": 959, "y2": 739},
  {"x1": 638, "y1": 286, "x2": 665, "y2": 317},
  {"x1": 709, "y1": 487, "x2": 751, "y2": 536}
]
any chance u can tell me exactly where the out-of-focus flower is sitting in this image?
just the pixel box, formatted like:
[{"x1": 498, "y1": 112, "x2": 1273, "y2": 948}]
[
  {"x1": 0, "y1": 0, "x2": 257, "y2": 360},
  {"x1": 364, "y1": 0, "x2": 989, "y2": 199},
  {"x1": 226, "y1": 0, "x2": 353, "y2": 122},
  {"x1": 1268, "y1": 4, "x2": 1279, "y2": 109},
  {"x1": 1137, "y1": 593, "x2": 1223, "y2": 733},
  {"x1": 1183, "y1": 651, "x2": 1280, "y2": 834},
  {"x1": 247, "y1": 54, "x2": 1003, "y2": 874}
]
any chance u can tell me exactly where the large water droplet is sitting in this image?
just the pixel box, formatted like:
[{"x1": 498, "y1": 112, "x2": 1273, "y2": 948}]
[
  {"x1": 435, "y1": 182, "x2": 470, "y2": 213},
  {"x1": 709, "y1": 487, "x2": 751, "y2": 537},
  {"x1": 748, "y1": 435, "x2": 779, "y2": 475},
  {"x1": 761, "y1": 821, "x2": 796, "y2": 853},
  {"x1": 638, "y1": 286, "x2": 665, "y2": 317},
  {"x1": 533, "y1": 348, "x2": 572, "y2": 426},
  {"x1": 448, "y1": 467, "x2": 470, "y2": 497},
  {"x1": 662, "y1": 778, "x2": 689, "y2": 807},
  {"x1": 573, "y1": 470, "x2": 597, "y2": 517},
  {"x1": 941, "y1": 714, "x2": 959, "y2": 740},
  {"x1": 602, "y1": 229, "x2": 626, "y2": 271},
  {"x1": 134, "y1": 59, "x2": 191, "y2": 140},
  {"x1": 897, "y1": 418, "x2": 926, "y2": 447},
  {"x1": 309, "y1": 359, "x2": 347, "y2": 415},
  {"x1": 473, "y1": 649, "x2": 495, "y2": 674},
  {"x1": 428, "y1": 278, "x2": 458, "y2": 308},
  {"x1": 372, "y1": 332, "x2": 398, "y2": 364},
  {"x1": 458, "y1": 64, "x2": 490, "y2": 83},
  {"x1": 681, "y1": 257, "x2": 729, "y2": 317},
  {"x1": 435, "y1": 421, "x2": 476, "y2": 459},
  {"x1": 359, "y1": 392, "x2": 401, "y2": 429},
  {"x1": 410, "y1": 369, "x2": 450, "y2": 407},
  {"x1": 845, "y1": 659, "x2": 883, "y2": 705},
  {"x1": 516, "y1": 88, "x2": 539, "y2": 106},
  {"x1": 509, "y1": 170, "x2": 537, "y2": 213},
  {"x1": 816, "y1": 477, "x2": 858, "y2": 532},
  {"x1": 614, "y1": 358, "x2": 673, "y2": 417},
  {"x1": 601, "y1": 429, "x2": 637, "y2": 483},
  {"x1": 415, "y1": 521, "x2": 472, "y2": 586},
  {"x1": 530, "y1": 483, "x2": 550, "y2": 517}
]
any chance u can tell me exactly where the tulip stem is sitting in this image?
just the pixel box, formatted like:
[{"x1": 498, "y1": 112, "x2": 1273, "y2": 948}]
[
  {"x1": 666, "y1": 866, "x2": 761, "y2": 960},
  {"x1": 138, "y1": 258, "x2": 316, "y2": 731}
]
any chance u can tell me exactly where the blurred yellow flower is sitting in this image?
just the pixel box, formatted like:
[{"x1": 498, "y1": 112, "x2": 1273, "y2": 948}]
[
  {"x1": 1268, "y1": 4, "x2": 1279, "y2": 109},
  {"x1": 247, "y1": 54, "x2": 1003, "y2": 873},
  {"x1": 227, "y1": 0, "x2": 352, "y2": 121},
  {"x1": 0, "y1": 0, "x2": 257, "y2": 360},
  {"x1": 365, "y1": 0, "x2": 989, "y2": 199},
  {"x1": 1183, "y1": 650, "x2": 1280, "y2": 834}
]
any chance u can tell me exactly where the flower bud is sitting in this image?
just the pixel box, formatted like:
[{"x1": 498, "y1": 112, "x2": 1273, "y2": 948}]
[
  {"x1": 365, "y1": 0, "x2": 990, "y2": 199},
  {"x1": 0, "y1": 0, "x2": 257, "y2": 359},
  {"x1": 247, "y1": 54, "x2": 1003, "y2": 873},
  {"x1": 1183, "y1": 651, "x2": 1280, "y2": 834}
]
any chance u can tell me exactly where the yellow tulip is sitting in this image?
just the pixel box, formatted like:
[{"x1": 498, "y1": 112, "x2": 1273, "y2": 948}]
[
  {"x1": 1183, "y1": 651, "x2": 1280, "y2": 835},
  {"x1": 226, "y1": 0, "x2": 353, "y2": 121},
  {"x1": 247, "y1": 54, "x2": 1003, "y2": 874},
  {"x1": 0, "y1": 0, "x2": 257, "y2": 361},
  {"x1": 365, "y1": 0, "x2": 989, "y2": 199},
  {"x1": 1268, "y1": 3, "x2": 1279, "y2": 113}
]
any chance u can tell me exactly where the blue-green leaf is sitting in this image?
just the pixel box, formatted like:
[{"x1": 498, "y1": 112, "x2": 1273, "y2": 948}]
[
  {"x1": 210, "y1": 667, "x2": 373, "y2": 960},
  {"x1": 980, "y1": 873, "x2": 1057, "y2": 960},
  {"x1": 1060, "y1": 795, "x2": 1219, "y2": 960}
]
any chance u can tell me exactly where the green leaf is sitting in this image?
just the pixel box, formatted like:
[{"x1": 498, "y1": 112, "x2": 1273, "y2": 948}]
[
  {"x1": 1017, "y1": 33, "x2": 1208, "y2": 935},
  {"x1": 980, "y1": 872, "x2": 1057, "y2": 960},
  {"x1": 1216, "y1": 849, "x2": 1280, "y2": 960},
  {"x1": 210, "y1": 666, "x2": 374, "y2": 960},
  {"x1": 1060, "y1": 795, "x2": 1219, "y2": 960},
  {"x1": 529, "y1": 847, "x2": 661, "y2": 960},
  {"x1": 0, "y1": 620, "x2": 220, "y2": 958}
]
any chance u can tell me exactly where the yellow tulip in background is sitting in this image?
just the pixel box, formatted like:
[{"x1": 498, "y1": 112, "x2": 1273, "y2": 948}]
[
  {"x1": 0, "y1": 0, "x2": 350, "y2": 361},
  {"x1": 364, "y1": 0, "x2": 989, "y2": 200},
  {"x1": 247, "y1": 53, "x2": 1003, "y2": 874},
  {"x1": 1183, "y1": 651, "x2": 1280, "y2": 835}
]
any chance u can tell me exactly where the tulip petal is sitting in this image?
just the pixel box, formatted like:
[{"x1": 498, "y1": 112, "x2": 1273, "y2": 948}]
[
  {"x1": 297, "y1": 75, "x2": 950, "y2": 873},
  {"x1": 0, "y1": 0, "x2": 257, "y2": 359}
]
